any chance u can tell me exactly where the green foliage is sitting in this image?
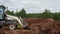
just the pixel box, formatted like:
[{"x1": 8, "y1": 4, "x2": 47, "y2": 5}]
[
  {"x1": 5, "y1": 8, "x2": 60, "y2": 20},
  {"x1": 6, "y1": 9, "x2": 27, "y2": 18},
  {"x1": 15, "y1": 11, "x2": 19, "y2": 17},
  {"x1": 6, "y1": 10, "x2": 14, "y2": 15},
  {"x1": 53, "y1": 12, "x2": 60, "y2": 20},
  {"x1": 42, "y1": 9, "x2": 53, "y2": 18},
  {"x1": 18, "y1": 9, "x2": 26, "y2": 18}
]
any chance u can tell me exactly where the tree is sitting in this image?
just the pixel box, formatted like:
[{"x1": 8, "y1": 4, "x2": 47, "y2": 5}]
[
  {"x1": 18, "y1": 9, "x2": 26, "y2": 18},
  {"x1": 5, "y1": 10, "x2": 11, "y2": 14},
  {"x1": 53, "y1": 12, "x2": 59, "y2": 20},
  {"x1": 58, "y1": 12, "x2": 60, "y2": 19},
  {"x1": 42, "y1": 9, "x2": 53, "y2": 18},
  {"x1": 15, "y1": 11, "x2": 19, "y2": 17},
  {"x1": 5, "y1": 10, "x2": 14, "y2": 15}
]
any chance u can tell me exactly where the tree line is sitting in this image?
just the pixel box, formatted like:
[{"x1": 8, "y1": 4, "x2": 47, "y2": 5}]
[{"x1": 5, "y1": 9, "x2": 60, "y2": 20}]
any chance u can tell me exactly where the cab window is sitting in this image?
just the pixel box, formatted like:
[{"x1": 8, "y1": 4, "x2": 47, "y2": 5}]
[{"x1": 0, "y1": 9, "x2": 3, "y2": 14}]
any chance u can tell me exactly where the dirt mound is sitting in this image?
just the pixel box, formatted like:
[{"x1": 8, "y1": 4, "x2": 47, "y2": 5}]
[
  {"x1": 0, "y1": 18, "x2": 60, "y2": 34},
  {"x1": 25, "y1": 18, "x2": 54, "y2": 29},
  {"x1": 52, "y1": 20, "x2": 60, "y2": 34}
]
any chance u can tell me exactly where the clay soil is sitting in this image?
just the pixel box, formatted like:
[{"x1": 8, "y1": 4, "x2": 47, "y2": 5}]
[{"x1": 0, "y1": 18, "x2": 60, "y2": 34}]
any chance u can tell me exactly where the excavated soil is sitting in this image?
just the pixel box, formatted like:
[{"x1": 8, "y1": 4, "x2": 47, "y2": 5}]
[{"x1": 0, "y1": 18, "x2": 60, "y2": 34}]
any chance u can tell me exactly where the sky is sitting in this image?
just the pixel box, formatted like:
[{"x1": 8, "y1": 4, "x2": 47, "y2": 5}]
[{"x1": 0, "y1": 0, "x2": 60, "y2": 13}]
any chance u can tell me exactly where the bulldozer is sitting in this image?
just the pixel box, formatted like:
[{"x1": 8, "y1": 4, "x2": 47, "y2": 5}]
[{"x1": 0, "y1": 5, "x2": 28, "y2": 30}]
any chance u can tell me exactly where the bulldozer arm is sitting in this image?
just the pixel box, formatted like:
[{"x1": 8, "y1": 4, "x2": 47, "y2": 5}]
[{"x1": 6, "y1": 15, "x2": 27, "y2": 28}]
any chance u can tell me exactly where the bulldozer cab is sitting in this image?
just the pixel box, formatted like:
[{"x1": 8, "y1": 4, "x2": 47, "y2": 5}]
[{"x1": 0, "y1": 5, "x2": 5, "y2": 20}]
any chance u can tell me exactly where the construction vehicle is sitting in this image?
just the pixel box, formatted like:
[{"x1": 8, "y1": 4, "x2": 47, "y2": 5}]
[{"x1": 0, "y1": 5, "x2": 28, "y2": 30}]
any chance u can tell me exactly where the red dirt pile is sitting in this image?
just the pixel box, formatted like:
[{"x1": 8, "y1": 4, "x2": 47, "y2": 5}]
[{"x1": 0, "y1": 18, "x2": 60, "y2": 34}]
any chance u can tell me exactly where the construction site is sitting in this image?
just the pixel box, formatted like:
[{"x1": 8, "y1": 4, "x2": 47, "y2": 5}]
[
  {"x1": 0, "y1": 18, "x2": 60, "y2": 34},
  {"x1": 0, "y1": 5, "x2": 60, "y2": 34}
]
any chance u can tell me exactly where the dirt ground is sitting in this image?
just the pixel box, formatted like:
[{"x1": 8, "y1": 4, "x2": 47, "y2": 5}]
[{"x1": 0, "y1": 18, "x2": 60, "y2": 34}]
